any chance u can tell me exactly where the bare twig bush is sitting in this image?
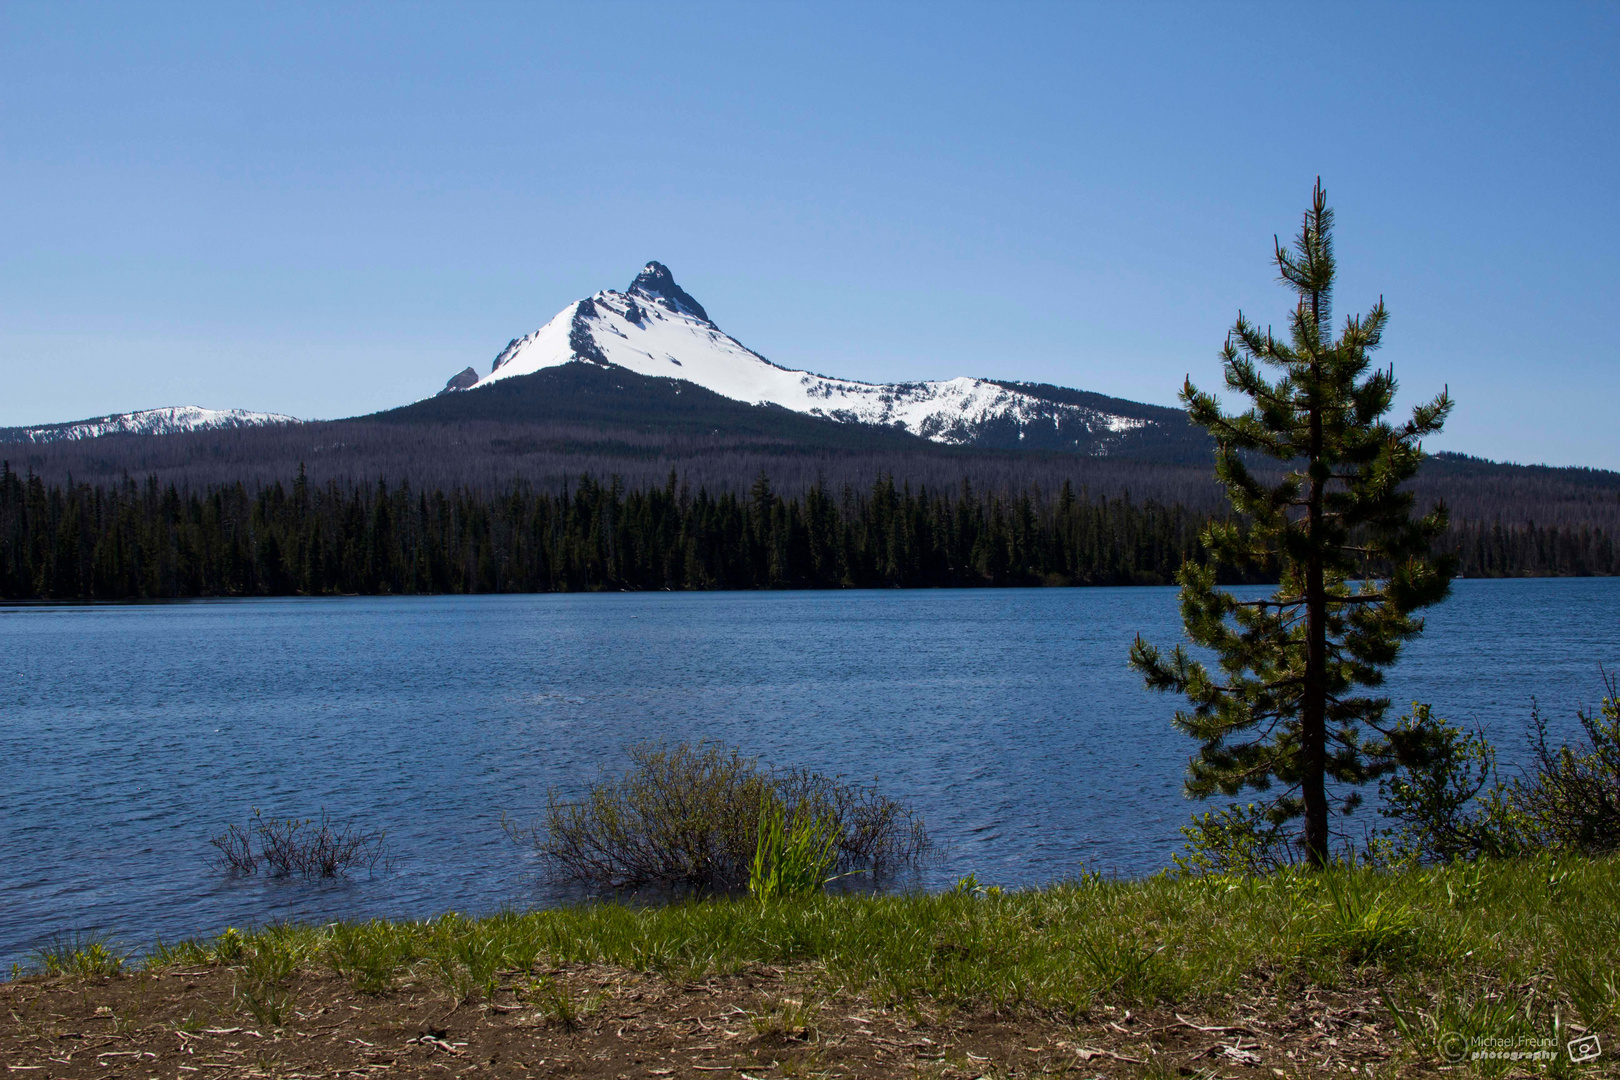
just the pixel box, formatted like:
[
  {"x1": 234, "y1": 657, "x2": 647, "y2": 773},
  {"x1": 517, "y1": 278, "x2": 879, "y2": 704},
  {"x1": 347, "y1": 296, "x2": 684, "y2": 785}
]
[
  {"x1": 509, "y1": 741, "x2": 930, "y2": 894},
  {"x1": 210, "y1": 822, "x2": 258, "y2": 873},
  {"x1": 209, "y1": 809, "x2": 387, "y2": 880},
  {"x1": 1512, "y1": 671, "x2": 1620, "y2": 853}
]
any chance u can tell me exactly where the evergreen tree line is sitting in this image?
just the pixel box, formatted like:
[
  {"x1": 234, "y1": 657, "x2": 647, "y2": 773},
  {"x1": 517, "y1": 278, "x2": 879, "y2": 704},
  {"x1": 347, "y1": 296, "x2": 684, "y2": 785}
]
[{"x1": 0, "y1": 463, "x2": 1611, "y2": 600}]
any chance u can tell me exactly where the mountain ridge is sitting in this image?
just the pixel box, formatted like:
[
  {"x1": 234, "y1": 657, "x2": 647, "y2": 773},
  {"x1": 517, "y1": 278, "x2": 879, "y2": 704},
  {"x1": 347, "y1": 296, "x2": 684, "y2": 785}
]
[
  {"x1": 441, "y1": 261, "x2": 1171, "y2": 456},
  {"x1": 0, "y1": 406, "x2": 298, "y2": 445}
]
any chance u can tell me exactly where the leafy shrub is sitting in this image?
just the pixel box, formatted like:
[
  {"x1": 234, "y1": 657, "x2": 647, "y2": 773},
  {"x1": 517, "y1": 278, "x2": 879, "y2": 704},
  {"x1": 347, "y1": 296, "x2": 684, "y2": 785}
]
[
  {"x1": 1370, "y1": 705, "x2": 1514, "y2": 865},
  {"x1": 1174, "y1": 802, "x2": 1304, "y2": 875},
  {"x1": 1374, "y1": 676, "x2": 1620, "y2": 863},
  {"x1": 1182, "y1": 677, "x2": 1620, "y2": 871},
  {"x1": 210, "y1": 809, "x2": 388, "y2": 880},
  {"x1": 1509, "y1": 673, "x2": 1620, "y2": 853},
  {"x1": 1171, "y1": 708, "x2": 1500, "y2": 873},
  {"x1": 513, "y1": 741, "x2": 930, "y2": 893}
]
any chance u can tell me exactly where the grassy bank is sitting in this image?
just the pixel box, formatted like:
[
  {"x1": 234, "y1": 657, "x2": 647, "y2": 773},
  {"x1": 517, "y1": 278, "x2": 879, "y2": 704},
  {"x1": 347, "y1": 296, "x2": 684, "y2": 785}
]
[{"x1": 8, "y1": 856, "x2": 1616, "y2": 1076}]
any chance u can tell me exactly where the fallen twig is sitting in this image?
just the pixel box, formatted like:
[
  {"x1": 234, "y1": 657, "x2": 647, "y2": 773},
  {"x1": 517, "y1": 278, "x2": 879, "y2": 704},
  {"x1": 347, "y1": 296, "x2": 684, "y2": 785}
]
[
  {"x1": 1175, "y1": 1013, "x2": 1262, "y2": 1035},
  {"x1": 1074, "y1": 1046, "x2": 1146, "y2": 1064}
]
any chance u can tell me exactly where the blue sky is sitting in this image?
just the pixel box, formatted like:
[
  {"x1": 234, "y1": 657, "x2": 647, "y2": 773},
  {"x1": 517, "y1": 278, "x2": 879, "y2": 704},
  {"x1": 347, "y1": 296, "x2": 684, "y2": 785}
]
[{"x1": 2, "y1": 2, "x2": 1616, "y2": 468}]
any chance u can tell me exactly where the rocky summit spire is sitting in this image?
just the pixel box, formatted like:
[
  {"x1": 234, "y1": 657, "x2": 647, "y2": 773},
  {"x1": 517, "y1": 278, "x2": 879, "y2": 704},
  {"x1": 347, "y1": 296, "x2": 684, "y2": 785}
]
[{"x1": 628, "y1": 261, "x2": 711, "y2": 324}]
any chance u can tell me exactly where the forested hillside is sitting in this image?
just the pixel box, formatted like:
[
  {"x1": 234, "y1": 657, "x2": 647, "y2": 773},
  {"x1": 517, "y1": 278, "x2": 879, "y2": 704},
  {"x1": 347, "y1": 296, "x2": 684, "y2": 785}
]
[
  {"x1": 6, "y1": 363, "x2": 1615, "y2": 534},
  {"x1": 1, "y1": 465, "x2": 1611, "y2": 600},
  {"x1": 0, "y1": 424, "x2": 1230, "y2": 518},
  {"x1": 8, "y1": 425, "x2": 1618, "y2": 536},
  {"x1": 5, "y1": 364, "x2": 1616, "y2": 597}
]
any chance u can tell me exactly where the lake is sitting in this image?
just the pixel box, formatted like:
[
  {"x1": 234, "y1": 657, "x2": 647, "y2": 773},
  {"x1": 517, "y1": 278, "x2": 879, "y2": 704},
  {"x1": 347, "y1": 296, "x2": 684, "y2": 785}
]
[{"x1": 1, "y1": 579, "x2": 1616, "y2": 966}]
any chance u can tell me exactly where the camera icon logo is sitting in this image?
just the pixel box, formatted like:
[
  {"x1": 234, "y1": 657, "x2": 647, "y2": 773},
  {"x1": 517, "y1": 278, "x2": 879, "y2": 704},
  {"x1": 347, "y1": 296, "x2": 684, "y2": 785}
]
[{"x1": 1568, "y1": 1033, "x2": 1602, "y2": 1064}]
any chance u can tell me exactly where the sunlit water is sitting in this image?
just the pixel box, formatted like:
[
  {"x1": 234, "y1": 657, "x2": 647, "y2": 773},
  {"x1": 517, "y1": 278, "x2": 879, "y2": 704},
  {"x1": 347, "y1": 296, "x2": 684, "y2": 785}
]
[{"x1": 1, "y1": 579, "x2": 1616, "y2": 965}]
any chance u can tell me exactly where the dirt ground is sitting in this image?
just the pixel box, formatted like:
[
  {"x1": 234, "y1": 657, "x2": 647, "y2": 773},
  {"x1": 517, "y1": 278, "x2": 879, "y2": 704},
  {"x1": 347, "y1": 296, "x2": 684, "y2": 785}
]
[{"x1": 1, "y1": 962, "x2": 1440, "y2": 1078}]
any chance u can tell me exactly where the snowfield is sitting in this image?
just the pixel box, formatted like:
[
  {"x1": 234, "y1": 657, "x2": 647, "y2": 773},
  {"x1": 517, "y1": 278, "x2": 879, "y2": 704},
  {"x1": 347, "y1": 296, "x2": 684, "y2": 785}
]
[{"x1": 1, "y1": 406, "x2": 299, "y2": 444}]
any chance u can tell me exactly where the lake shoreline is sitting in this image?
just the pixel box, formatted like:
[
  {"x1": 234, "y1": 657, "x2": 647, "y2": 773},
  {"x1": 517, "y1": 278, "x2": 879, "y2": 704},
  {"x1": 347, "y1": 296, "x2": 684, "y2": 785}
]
[{"x1": 6, "y1": 857, "x2": 1614, "y2": 1076}]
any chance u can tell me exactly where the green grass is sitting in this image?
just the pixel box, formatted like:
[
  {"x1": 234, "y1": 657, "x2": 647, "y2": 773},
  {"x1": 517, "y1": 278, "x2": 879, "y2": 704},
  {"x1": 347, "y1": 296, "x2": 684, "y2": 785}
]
[
  {"x1": 750, "y1": 797, "x2": 841, "y2": 902},
  {"x1": 32, "y1": 931, "x2": 127, "y2": 977},
  {"x1": 18, "y1": 855, "x2": 1619, "y2": 1063}
]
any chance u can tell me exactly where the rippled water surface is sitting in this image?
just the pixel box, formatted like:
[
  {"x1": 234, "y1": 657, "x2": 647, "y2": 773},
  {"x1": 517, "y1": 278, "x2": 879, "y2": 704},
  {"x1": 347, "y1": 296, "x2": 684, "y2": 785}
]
[{"x1": 2, "y1": 579, "x2": 1616, "y2": 964}]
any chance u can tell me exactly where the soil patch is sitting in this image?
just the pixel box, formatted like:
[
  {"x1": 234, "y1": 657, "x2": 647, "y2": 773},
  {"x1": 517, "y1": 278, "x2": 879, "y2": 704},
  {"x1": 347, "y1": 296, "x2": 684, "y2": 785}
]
[{"x1": 2, "y1": 963, "x2": 1440, "y2": 1077}]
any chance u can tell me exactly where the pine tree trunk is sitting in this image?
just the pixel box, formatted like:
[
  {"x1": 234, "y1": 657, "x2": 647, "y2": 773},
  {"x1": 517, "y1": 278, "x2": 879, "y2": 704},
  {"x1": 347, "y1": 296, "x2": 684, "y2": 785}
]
[
  {"x1": 1303, "y1": 545, "x2": 1329, "y2": 867},
  {"x1": 1302, "y1": 302, "x2": 1330, "y2": 869}
]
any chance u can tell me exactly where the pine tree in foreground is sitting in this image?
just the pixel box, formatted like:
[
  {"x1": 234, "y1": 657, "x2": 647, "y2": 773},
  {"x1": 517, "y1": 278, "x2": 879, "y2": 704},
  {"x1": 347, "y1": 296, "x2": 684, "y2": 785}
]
[{"x1": 1130, "y1": 180, "x2": 1456, "y2": 868}]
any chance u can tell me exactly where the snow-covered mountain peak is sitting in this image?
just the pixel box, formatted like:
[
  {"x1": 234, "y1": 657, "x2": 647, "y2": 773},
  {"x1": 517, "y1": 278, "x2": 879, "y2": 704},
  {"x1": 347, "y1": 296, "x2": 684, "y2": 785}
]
[
  {"x1": 627, "y1": 261, "x2": 711, "y2": 323},
  {"x1": 450, "y1": 262, "x2": 1154, "y2": 452}
]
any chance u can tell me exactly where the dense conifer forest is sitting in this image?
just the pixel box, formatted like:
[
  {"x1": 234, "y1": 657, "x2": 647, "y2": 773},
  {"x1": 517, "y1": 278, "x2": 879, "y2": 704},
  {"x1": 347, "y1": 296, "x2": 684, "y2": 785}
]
[{"x1": 0, "y1": 463, "x2": 1611, "y2": 600}]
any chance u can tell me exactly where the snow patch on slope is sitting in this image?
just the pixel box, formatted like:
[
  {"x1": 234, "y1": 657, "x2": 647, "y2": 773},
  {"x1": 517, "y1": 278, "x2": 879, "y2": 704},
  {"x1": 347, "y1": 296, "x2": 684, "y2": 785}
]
[
  {"x1": 463, "y1": 261, "x2": 1145, "y2": 447},
  {"x1": 1, "y1": 406, "x2": 300, "y2": 444}
]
